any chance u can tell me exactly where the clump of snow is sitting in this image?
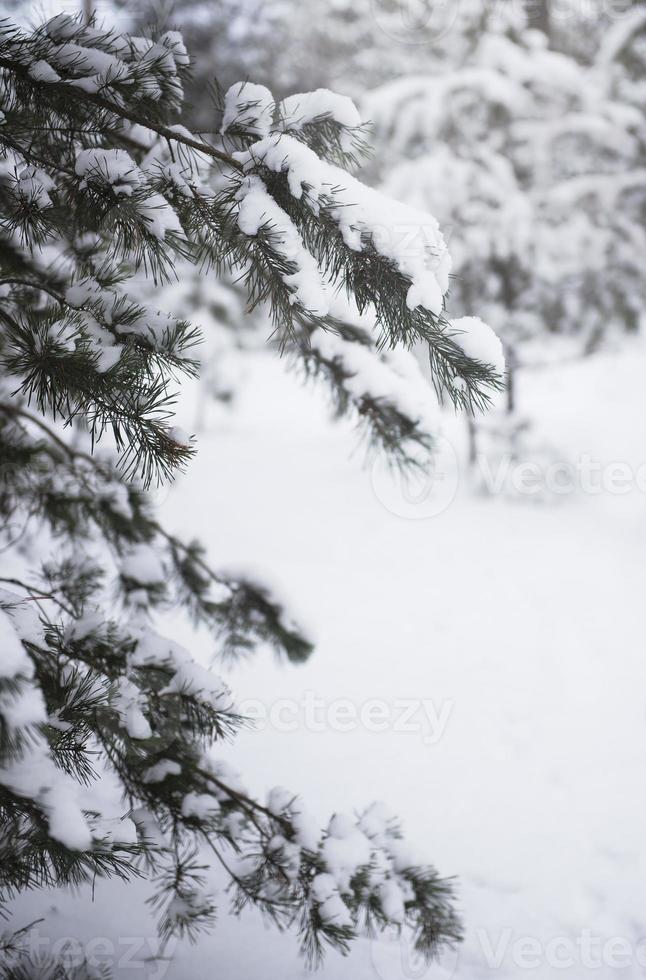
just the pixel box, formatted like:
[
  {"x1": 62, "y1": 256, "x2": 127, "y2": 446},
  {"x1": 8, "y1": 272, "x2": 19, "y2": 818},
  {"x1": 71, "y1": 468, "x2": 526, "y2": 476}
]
[
  {"x1": 64, "y1": 607, "x2": 106, "y2": 643},
  {"x1": 29, "y1": 59, "x2": 61, "y2": 83},
  {"x1": 310, "y1": 328, "x2": 440, "y2": 436},
  {"x1": 159, "y1": 30, "x2": 189, "y2": 69},
  {"x1": 181, "y1": 792, "x2": 221, "y2": 820},
  {"x1": 75, "y1": 148, "x2": 182, "y2": 240},
  {"x1": 0, "y1": 682, "x2": 45, "y2": 732},
  {"x1": 101, "y1": 481, "x2": 132, "y2": 520},
  {"x1": 378, "y1": 878, "x2": 406, "y2": 923},
  {"x1": 322, "y1": 813, "x2": 372, "y2": 892},
  {"x1": 65, "y1": 276, "x2": 112, "y2": 311},
  {"x1": 120, "y1": 543, "x2": 165, "y2": 586},
  {"x1": 236, "y1": 174, "x2": 329, "y2": 316},
  {"x1": 0, "y1": 588, "x2": 43, "y2": 646},
  {"x1": 137, "y1": 190, "x2": 184, "y2": 240},
  {"x1": 16, "y1": 166, "x2": 55, "y2": 209},
  {"x1": 278, "y1": 88, "x2": 361, "y2": 152},
  {"x1": 114, "y1": 676, "x2": 152, "y2": 740},
  {"x1": 168, "y1": 425, "x2": 192, "y2": 448},
  {"x1": 0, "y1": 672, "x2": 93, "y2": 854},
  {"x1": 96, "y1": 815, "x2": 139, "y2": 845},
  {"x1": 156, "y1": 160, "x2": 195, "y2": 198},
  {"x1": 0, "y1": 750, "x2": 93, "y2": 850},
  {"x1": 48, "y1": 40, "x2": 130, "y2": 84},
  {"x1": 266, "y1": 787, "x2": 320, "y2": 850},
  {"x1": 310, "y1": 872, "x2": 353, "y2": 927},
  {"x1": 75, "y1": 148, "x2": 136, "y2": 191},
  {"x1": 129, "y1": 627, "x2": 231, "y2": 712},
  {"x1": 0, "y1": 606, "x2": 34, "y2": 680},
  {"x1": 267, "y1": 785, "x2": 296, "y2": 816},
  {"x1": 142, "y1": 759, "x2": 181, "y2": 783},
  {"x1": 38, "y1": 16, "x2": 188, "y2": 105},
  {"x1": 292, "y1": 807, "x2": 320, "y2": 852},
  {"x1": 222, "y1": 82, "x2": 275, "y2": 138},
  {"x1": 267, "y1": 834, "x2": 301, "y2": 880},
  {"x1": 451, "y1": 315, "x2": 505, "y2": 376},
  {"x1": 74, "y1": 312, "x2": 120, "y2": 373},
  {"x1": 200, "y1": 756, "x2": 248, "y2": 801},
  {"x1": 158, "y1": 658, "x2": 231, "y2": 711},
  {"x1": 234, "y1": 134, "x2": 451, "y2": 316}
]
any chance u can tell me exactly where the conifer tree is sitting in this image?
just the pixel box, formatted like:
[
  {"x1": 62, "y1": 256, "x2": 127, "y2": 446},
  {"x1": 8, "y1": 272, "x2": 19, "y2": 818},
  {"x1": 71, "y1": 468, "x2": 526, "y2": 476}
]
[
  {"x1": 365, "y1": 5, "x2": 645, "y2": 488},
  {"x1": 0, "y1": 14, "x2": 504, "y2": 971}
]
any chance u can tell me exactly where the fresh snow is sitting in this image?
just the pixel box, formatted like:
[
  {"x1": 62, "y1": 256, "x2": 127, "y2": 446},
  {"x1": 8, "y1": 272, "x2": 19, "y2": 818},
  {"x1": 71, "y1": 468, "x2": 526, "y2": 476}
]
[
  {"x1": 28, "y1": 59, "x2": 60, "y2": 82},
  {"x1": 120, "y1": 543, "x2": 166, "y2": 586},
  {"x1": 7, "y1": 338, "x2": 646, "y2": 976},
  {"x1": 0, "y1": 605, "x2": 34, "y2": 680},
  {"x1": 278, "y1": 88, "x2": 361, "y2": 132},
  {"x1": 234, "y1": 133, "x2": 451, "y2": 316},
  {"x1": 142, "y1": 759, "x2": 182, "y2": 783},
  {"x1": 236, "y1": 174, "x2": 329, "y2": 316},
  {"x1": 451, "y1": 315, "x2": 506, "y2": 375},
  {"x1": 0, "y1": 601, "x2": 93, "y2": 851},
  {"x1": 222, "y1": 82, "x2": 275, "y2": 138},
  {"x1": 309, "y1": 327, "x2": 441, "y2": 440},
  {"x1": 75, "y1": 148, "x2": 183, "y2": 240},
  {"x1": 277, "y1": 88, "x2": 361, "y2": 153}
]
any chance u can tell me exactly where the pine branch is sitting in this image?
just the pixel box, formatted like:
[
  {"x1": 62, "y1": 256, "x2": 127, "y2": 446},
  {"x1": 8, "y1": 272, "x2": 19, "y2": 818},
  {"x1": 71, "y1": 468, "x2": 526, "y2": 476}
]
[{"x1": 0, "y1": 53, "x2": 242, "y2": 172}]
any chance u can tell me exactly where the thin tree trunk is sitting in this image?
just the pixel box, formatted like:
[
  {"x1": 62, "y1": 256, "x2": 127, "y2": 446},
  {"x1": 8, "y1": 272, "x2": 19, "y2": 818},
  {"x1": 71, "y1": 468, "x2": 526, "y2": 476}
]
[
  {"x1": 525, "y1": 0, "x2": 551, "y2": 38},
  {"x1": 466, "y1": 415, "x2": 478, "y2": 467},
  {"x1": 506, "y1": 343, "x2": 516, "y2": 415}
]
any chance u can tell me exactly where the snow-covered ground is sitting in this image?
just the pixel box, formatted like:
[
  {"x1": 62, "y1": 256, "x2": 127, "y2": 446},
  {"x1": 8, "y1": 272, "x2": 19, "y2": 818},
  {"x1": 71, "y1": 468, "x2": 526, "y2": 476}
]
[{"x1": 10, "y1": 335, "x2": 646, "y2": 979}]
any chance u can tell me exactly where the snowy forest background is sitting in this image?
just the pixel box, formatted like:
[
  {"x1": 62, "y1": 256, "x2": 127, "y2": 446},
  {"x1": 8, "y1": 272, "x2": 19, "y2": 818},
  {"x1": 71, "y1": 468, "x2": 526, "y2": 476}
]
[{"x1": 1, "y1": 0, "x2": 645, "y2": 977}]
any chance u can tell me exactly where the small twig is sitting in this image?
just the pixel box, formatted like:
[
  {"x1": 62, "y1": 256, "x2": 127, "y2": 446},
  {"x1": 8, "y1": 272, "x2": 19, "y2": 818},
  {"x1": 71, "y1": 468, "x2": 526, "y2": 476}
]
[
  {"x1": 0, "y1": 277, "x2": 66, "y2": 305},
  {"x1": 0, "y1": 402, "x2": 95, "y2": 466},
  {"x1": 0, "y1": 575, "x2": 74, "y2": 617},
  {"x1": 0, "y1": 55, "x2": 243, "y2": 172}
]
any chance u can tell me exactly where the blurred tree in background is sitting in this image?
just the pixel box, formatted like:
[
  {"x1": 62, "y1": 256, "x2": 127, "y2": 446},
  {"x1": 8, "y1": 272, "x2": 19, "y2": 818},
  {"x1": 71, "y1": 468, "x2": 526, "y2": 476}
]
[{"x1": 365, "y1": 1, "x2": 646, "y2": 486}]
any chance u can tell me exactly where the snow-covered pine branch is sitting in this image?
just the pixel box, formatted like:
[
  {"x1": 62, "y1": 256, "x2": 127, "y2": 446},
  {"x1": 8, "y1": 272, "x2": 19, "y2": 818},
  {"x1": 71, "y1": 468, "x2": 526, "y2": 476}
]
[
  {"x1": 0, "y1": 13, "x2": 504, "y2": 969},
  {"x1": 0, "y1": 15, "x2": 504, "y2": 474}
]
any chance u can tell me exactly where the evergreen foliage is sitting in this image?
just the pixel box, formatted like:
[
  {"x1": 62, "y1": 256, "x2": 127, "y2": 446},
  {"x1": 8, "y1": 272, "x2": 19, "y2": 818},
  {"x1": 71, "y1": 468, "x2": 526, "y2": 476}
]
[
  {"x1": 0, "y1": 14, "x2": 503, "y2": 970},
  {"x1": 365, "y1": 4, "x2": 646, "y2": 482}
]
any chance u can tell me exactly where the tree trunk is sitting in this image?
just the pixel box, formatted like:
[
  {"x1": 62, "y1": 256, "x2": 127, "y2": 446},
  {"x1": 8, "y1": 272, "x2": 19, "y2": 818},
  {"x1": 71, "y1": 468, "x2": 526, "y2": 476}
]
[
  {"x1": 506, "y1": 343, "x2": 516, "y2": 415},
  {"x1": 525, "y1": 0, "x2": 551, "y2": 38}
]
